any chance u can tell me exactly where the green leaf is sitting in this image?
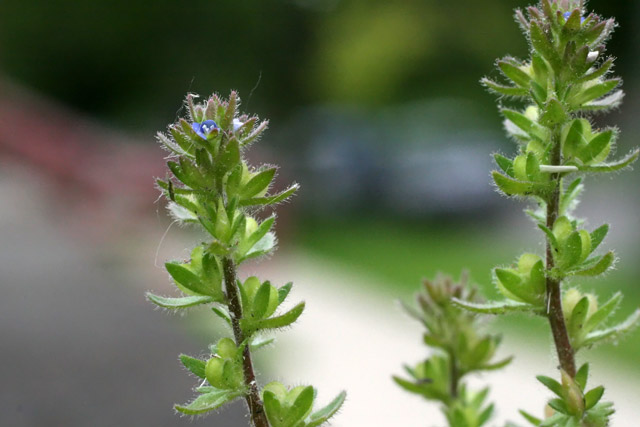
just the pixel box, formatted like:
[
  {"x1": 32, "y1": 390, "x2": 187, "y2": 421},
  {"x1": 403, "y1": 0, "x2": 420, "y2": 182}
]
[
  {"x1": 498, "y1": 60, "x2": 531, "y2": 87},
  {"x1": 530, "y1": 81, "x2": 547, "y2": 106},
  {"x1": 278, "y1": 282, "x2": 293, "y2": 304},
  {"x1": 482, "y1": 356, "x2": 513, "y2": 371},
  {"x1": 519, "y1": 409, "x2": 542, "y2": 425},
  {"x1": 572, "y1": 251, "x2": 616, "y2": 276},
  {"x1": 212, "y1": 306, "x2": 233, "y2": 329},
  {"x1": 252, "y1": 302, "x2": 305, "y2": 332},
  {"x1": 571, "y1": 79, "x2": 621, "y2": 108},
  {"x1": 589, "y1": 224, "x2": 609, "y2": 251},
  {"x1": 525, "y1": 152, "x2": 541, "y2": 181},
  {"x1": 502, "y1": 109, "x2": 547, "y2": 141},
  {"x1": 306, "y1": 391, "x2": 347, "y2": 427},
  {"x1": 578, "y1": 149, "x2": 639, "y2": 173},
  {"x1": 180, "y1": 156, "x2": 209, "y2": 188},
  {"x1": 572, "y1": 252, "x2": 614, "y2": 277},
  {"x1": 223, "y1": 91, "x2": 238, "y2": 130},
  {"x1": 584, "y1": 386, "x2": 604, "y2": 410},
  {"x1": 179, "y1": 118, "x2": 206, "y2": 146},
  {"x1": 263, "y1": 390, "x2": 284, "y2": 425},
  {"x1": 568, "y1": 296, "x2": 590, "y2": 340},
  {"x1": 168, "y1": 202, "x2": 198, "y2": 222},
  {"x1": 563, "y1": 119, "x2": 588, "y2": 159},
  {"x1": 538, "y1": 224, "x2": 558, "y2": 254},
  {"x1": 239, "y1": 232, "x2": 277, "y2": 263},
  {"x1": 582, "y1": 90, "x2": 624, "y2": 111},
  {"x1": 481, "y1": 78, "x2": 528, "y2": 97},
  {"x1": 239, "y1": 183, "x2": 300, "y2": 207},
  {"x1": 157, "y1": 132, "x2": 188, "y2": 156},
  {"x1": 252, "y1": 281, "x2": 274, "y2": 319},
  {"x1": 492, "y1": 172, "x2": 550, "y2": 197},
  {"x1": 540, "y1": 98, "x2": 567, "y2": 126},
  {"x1": 563, "y1": 9, "x2": 582, "y2": 33},
  {"x1": 243, "y1": 216, "x2": 275, "y2": 253},
  {"x1": 494, "y1": 154, "x2": 515, "y2": 177},
  {"x1": 548, "y1": 398, "x2": 569, "y2": 415},
  {"x1": 226, "y1": 164, "x2": 243, "y2": 197},
  {"x1": 574, "y1": 363, "x2": 589, "y2": 392},
  {"x1": 165, "y1": 262, "x2": 212, "y2": 296},
  {"x1": 559, "y1": 177, "x2": 583, "y2": 216},
  {"x1": 531, "y1": 54, "x2": 549, "y2": 82},
  {"x1": 579, "y1": 130, "x2": 614, "y2": 164},
  {"x1": 583, "y1": 309, "x2": 640, "y2": 347},
  {"x1": 530, "y1": 20, "x2": 561, "y2": 71},
  {"x1": 147, "y1": 293, "x2": 214, "y2": 309},
  {"x1": 175, "y1": 389, "x2": 241, "y2": 415},
  {"x1": 392, "y1": 376, "x2": 428, "y2": 396},
  {"x1": 195, "y1": 148, "x2": 213, "y2": 176},
  {"x1": 451, "y1": 298, "x2": 540, "y2": 315},
  {"x1": 478, "y1": 403, "x2": 494, "y2": 426},
  {"x1": 537, "y1": 375, "x2": 564, "y2": 398},
  {"x1": 584, "y1": 292, "x2": 622, "y2": 332},
  {"x1": 495, "y1": 268, "x2": 531, "y2": 303},
  {"x1": 179, "y1": 354, "x2": 206, "y2": 379},
  {"x1": 250, "y1": 336, "x2": 275, "y2": 351},
  {"x1": 215, "y1": 138, "x2": 241, "y2": 178},
  {"x1": 242, "y1": 120, "x2": 269, "y2": 146},
  {"x1": 558, "y1": 231, "x2": 582, "y2": 269},
  {"x1": 241, "y1": 167, "x2": 277, "y2": 199},
  {"x1": 582, "y1": 20, "x2": 607, "y2": 45},
  {"x1": 283, "y1": 386, "x2": 315, "y2": 426},
  {"x1": 168, "y1": 161, "x2": 194, "y2": 189},
  {"x1": 169, "y1": 126, "x2": 196, "y2": 155},
  {"x1": 578, "y1": 58, "x2": 614, "y2": 83}
]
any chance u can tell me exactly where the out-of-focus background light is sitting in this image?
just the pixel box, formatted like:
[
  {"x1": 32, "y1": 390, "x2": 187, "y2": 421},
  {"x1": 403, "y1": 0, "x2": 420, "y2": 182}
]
[{"x1": 1, "y1": 1, "x2": 638, "y2": 426}]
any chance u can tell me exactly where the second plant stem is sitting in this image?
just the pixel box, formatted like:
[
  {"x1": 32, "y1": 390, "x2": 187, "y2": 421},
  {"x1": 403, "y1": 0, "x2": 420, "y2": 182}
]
[
  {"x1": 544, "y1": 128, "x2": 576, "y2": 378},
  {"x1": 223, "y1": 257, "x2": 270, "y2": 427}
]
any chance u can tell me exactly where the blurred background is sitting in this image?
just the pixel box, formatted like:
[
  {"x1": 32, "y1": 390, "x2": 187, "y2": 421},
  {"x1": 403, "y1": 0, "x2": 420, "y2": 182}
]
[{"x1": 1, "y1": 0, "x2": 639, "y2": 425}]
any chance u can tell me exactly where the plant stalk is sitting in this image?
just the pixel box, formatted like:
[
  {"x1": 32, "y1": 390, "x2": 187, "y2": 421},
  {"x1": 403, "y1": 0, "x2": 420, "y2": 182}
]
[
  {"x1": 223, "y1": 257, "x2": 269, "y2": 427},
  {"x1": 545, "y1": 129, "x2": 576, "y2": 378}
]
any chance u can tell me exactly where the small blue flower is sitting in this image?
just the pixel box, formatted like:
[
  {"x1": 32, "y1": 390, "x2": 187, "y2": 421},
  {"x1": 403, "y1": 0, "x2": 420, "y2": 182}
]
[{"x1": 192, "y1": 120, "x2": 218, "y2": 140}]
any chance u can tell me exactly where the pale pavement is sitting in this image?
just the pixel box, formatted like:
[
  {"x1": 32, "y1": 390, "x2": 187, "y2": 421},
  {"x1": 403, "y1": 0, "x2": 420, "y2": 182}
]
[{"x1": 251, "y1": 253, "x2": 640, "y2": 426}]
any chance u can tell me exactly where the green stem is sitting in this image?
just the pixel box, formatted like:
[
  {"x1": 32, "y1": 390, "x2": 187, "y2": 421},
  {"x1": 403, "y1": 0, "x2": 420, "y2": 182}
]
[
  {"x1": 222, "y1": 257, "x2": 269, "y2": 427},
  {"x1": 545, "y1": 129, "x2": 576, "y2": 378}
]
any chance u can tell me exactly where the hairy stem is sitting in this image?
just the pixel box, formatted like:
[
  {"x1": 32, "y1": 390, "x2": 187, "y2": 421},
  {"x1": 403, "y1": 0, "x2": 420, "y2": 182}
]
[
  {"x1": 545, "y1": 129, "x2": 576, "y2": 378},
  {"x1": 223, "y1": 257, "x2": 269, "y2": 427}
]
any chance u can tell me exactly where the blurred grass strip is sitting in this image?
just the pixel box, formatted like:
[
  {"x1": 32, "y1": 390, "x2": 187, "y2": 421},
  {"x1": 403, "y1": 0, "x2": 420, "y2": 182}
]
[{"x1": 297, "y1": 217, "x2": 640, "y2": 367}]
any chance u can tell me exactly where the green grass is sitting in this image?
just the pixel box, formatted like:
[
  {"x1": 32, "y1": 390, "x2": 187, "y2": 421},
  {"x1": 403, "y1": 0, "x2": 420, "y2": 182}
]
[{"x1": 295, "y1": 217, "x2": 640, "y2": 368}]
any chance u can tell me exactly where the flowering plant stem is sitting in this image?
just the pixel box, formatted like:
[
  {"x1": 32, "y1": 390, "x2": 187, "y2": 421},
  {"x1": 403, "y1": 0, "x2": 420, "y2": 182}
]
[
  {"x1": 148, "y1": 92, "x2": 346, "y2": 426},
  {"x1": 545, "y1": 129, "x2": 576, "y2": 378},
  {"x1": 222, "y1": 257, "x2": 269, "y2": 427}
]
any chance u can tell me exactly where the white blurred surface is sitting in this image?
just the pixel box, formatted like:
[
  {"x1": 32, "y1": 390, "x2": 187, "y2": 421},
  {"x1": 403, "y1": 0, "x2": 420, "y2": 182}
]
[{"x1": 255, "y1": 255, "x2": 639, "y2": 426}]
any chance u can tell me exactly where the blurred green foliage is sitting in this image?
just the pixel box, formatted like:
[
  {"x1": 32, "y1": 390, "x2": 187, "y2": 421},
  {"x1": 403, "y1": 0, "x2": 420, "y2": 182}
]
[
  {"x1": 0, "y1": 1, "x2": 634, "y2": 133},
  {"x1": 296, "y1": 217, "x2": 640, "y2": 367}
]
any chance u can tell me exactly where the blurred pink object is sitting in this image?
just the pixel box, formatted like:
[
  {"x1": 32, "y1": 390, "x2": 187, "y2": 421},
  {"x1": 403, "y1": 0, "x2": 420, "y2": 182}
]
[{"x1": 0, "y1": 77, "x2": 167, "y2": 235}]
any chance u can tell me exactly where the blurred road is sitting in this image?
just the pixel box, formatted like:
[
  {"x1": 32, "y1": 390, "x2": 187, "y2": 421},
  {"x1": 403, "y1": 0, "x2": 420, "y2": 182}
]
[
  {"x1": 0, "y1": 169, "x2": 246, "y2": 426},
  {"x1": 259, "y1": 255, "x2": 640, "y2": 426}
]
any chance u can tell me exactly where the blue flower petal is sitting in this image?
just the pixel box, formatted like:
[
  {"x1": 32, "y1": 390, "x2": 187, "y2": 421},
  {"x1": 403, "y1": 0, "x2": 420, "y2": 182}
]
[{"x1": 192, "y1": 120, "x2": 218, "y2": 140}]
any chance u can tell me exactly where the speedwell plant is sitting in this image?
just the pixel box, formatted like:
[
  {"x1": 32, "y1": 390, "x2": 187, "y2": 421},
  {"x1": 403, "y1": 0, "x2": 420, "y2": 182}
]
[
  {"x1": 398, "y1": 1, "x2": 639, "y2": 426},
  {"x1": 394, "y1": 273, "x2": 511, "y2": 427},
  {"x1": 148, "y1": 92, "x2": 345, "y2": 427}
]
